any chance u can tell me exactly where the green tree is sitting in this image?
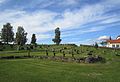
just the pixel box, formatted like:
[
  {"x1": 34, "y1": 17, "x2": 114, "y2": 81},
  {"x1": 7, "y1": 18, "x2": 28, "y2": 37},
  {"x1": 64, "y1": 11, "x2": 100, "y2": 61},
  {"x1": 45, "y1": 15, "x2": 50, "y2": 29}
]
[
  {"x1": 15, "y1": 26, "x2": 27, "y2": 46},
  {"x1": 52, "y1": 27, "x2": 61, "y2": 45},
  {"x1": 109, "y1": 36, "x2": 112, "y2": 40},
  {"x1": 100, "y1": 41, "x2": 107, "y2": 46},
  {"x1": 1, "y1": 23, "x2": 14, "y2": 44},
  {"x1": 31, "y1": 34, "x2": 36, "y2": 44},
  {"x1": 94, "y1": 42, "x2": 98, "y2": 48}
]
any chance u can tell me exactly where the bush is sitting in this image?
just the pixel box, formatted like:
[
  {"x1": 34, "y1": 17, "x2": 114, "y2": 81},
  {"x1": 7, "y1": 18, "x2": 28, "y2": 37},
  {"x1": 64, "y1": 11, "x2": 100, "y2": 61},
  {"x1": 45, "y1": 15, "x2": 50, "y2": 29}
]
[
  {"x1": 87, "y1": 51, "x2": 93, "y2": 55},
  {"x1": 64, "y1": 47, "x2": 67, "y2": 49},
  {"x1": 20, "y1": 46, "x2": 25, "y2": 50},
  {"x1": 0, "y1": 45, "x2": 3, "y2": 51},
  {"x1": 30, "y1": 45, "x2": 33, "y2": 49},
  {"x1": 100, "y1": 58, "x2": 106, "y2": 63},
  {"x1": 87, "y1": 52, "x2": 92, "y2": 55},
  {"x1": 0, "y1": 49, "x2": 3, "y2": 51}
]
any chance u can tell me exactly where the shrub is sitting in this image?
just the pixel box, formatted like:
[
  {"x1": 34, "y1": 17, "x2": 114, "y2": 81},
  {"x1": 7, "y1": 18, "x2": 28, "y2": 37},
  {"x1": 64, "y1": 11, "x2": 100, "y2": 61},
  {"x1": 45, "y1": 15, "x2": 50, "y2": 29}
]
[
  {"x1": 46, "y1": 50, "x2": 48, "y2": 56},
  {"x1": 87, "y1": 52, "x2": 92, "y2": 55},
  {"x1": 64, "y1": 47, "x2": 67, "y2": 49},
  {"x1": 10, "y1": 45, "x2": 14, "y2": 48},
  {"x1": 0, "y1": 49, "x2": 3, "y2": 51},
  {"x1": 20, "y1": 47, "x2": 25, "y2": 50},
  {"x1": 30, "y1": 45, "x2": 33, "y2": 49}
]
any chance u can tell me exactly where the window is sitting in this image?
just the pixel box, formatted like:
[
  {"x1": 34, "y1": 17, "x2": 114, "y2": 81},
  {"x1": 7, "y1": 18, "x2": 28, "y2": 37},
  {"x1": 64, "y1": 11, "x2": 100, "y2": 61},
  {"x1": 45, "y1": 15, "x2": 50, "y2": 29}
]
[
  {"x1": 112, "y1": 45, "x2": 115, "y2": 48},
  {"x1": 116, "y1": 45, "x2": 119, "y2": 48}
]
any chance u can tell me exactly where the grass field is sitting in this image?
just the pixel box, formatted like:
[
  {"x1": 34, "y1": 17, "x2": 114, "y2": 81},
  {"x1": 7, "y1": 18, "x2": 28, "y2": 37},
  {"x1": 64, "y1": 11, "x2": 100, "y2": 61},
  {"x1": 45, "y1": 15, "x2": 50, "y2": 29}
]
[
  {"x1": 0, "y1": 59, "x2": 120, "y2": 82},
  {"x1": 0, "y1": 45, "x2": 120, "y2": 82}
]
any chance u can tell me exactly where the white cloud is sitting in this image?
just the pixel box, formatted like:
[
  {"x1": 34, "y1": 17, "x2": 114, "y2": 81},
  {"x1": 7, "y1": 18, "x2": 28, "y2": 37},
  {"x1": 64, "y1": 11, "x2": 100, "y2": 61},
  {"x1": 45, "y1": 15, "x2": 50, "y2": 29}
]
[
  {"x1": 0, "y1": 0, "x2": 120, "y2": 44},
  {"x1": 67, "y1": 39, "x2": 95, "y2": 45},
  {"x1": 100, "y1": 17, "x2": 120, "y2": 24},
  {"x1": 0, "y1": 0, "x2": 6, "y2": 4},
  {"x1": 104, "y1": 0, "x2": 120, "y2": 5},
  {"x1": 0, "y1": 4, "x2": 106, "y2": 36},
  {"x1": 97, "y1": 35, "x2": 110, "y2": 40},
  {"x1": 59, "y1": 0, "x2": 78, "y2": 6},
  {"x1": 36, "y1": 34, "x2": 52, "y2": 41},
  {"x1": 61, "y1": 25, "x2": 107, "y2": 38},
  {"x1": 54, "y1": 4, "x2": 106, "y2": 30},
  {"x1": 0, "y1": 10, "x2": 57, "y2": 43},
  {"x1": 39, "y1": 1, "x2": 55, "y2": 8},
  {"x1": 0, "y1": 4, "x2": 110, "y2": 43}
]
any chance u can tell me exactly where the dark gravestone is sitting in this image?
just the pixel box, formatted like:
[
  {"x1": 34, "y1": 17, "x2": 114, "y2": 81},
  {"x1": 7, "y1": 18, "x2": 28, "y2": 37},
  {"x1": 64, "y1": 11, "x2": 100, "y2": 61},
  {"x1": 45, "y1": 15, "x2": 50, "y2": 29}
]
[
  {"x1": 46, "y1": 50, "x2": 48, "y2": 56},
  {"x1": 76, "y1": 50, "x2": 79, "y2": 54},
  {"x1": 63, "y1": 51, "x2": 65, "y2": 57},
  {"x1": 60, "y1": 49, "x2": 62, "y2": 53},
  {"x1": 53, "y1": 51, "x2": 55, "y2": 57},
  {"x1": 71, "y1": 50, "x2": 74, "y2": 57},
  {"x1": 30, "y1": 45, "x2": 33, "y2": 49}
]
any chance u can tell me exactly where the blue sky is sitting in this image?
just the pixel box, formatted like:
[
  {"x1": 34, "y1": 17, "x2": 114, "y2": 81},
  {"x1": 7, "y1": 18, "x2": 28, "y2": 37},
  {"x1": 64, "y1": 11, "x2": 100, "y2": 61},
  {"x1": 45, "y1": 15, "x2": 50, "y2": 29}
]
[{"x1": 0, "y1": 0, "x2": 120, "y2": 45}]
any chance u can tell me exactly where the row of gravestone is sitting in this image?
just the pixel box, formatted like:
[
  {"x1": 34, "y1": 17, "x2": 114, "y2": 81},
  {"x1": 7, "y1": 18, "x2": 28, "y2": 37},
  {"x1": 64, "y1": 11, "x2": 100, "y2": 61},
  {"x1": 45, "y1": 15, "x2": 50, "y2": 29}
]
[
  {"x1": 0, "y1": 54, "x2": 106, "y2": 63},
  {"x1": 0, "y1": 55, "x2": 32, "y2": 59},
  {"x1": 33, "y1": 55, "x2": 106, "y2": 63}
]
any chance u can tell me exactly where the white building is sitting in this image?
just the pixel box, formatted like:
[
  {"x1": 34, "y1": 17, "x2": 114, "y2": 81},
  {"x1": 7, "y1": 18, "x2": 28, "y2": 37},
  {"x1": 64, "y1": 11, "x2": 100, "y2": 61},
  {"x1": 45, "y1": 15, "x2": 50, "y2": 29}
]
[{"x1": 107, "y1": 35, "x2": 120, "y2": 48}]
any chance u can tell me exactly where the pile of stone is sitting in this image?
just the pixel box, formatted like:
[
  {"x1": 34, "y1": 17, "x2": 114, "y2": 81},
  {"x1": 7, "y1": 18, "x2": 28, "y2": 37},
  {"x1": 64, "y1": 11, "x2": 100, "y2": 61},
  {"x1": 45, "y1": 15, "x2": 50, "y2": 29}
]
[{"x1": 85, "y1": 55, "x2": 106, "y2": 63}]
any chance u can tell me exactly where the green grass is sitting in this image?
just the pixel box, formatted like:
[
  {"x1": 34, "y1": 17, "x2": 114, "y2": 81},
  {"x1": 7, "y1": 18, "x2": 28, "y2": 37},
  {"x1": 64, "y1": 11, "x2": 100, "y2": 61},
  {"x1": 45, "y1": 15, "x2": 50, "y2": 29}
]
[
  {"x1": 0, "y1": 59, "x2": 120, "y2": 82},
  {"x1": 0, "y1": 45, "x2": 120, "y2": 82}
]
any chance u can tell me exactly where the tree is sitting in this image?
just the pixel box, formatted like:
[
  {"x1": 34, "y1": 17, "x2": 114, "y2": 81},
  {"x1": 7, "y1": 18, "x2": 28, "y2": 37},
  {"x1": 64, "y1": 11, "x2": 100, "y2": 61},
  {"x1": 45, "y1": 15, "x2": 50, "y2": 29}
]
[
  {"x1": 31, "y1": 34, "x2": 36, "y2": 44},
  {"x1": 100, "y1": 41, "x2": 107, "y2": 47},
  {"x1": 52, "y1": 27, "x2": 61, "y2": 45},
  {"x1": 94, "y1": 42, "x2": 98, "y2": 48},
  {"x1": 15, "y1": 26, "x2": 27, "y2": 46},
  {"x1": 109, "y1": 36, "x2": 112, "y2": 40},
  {"x1": 1, "y1": 23, "x2": 14, "y2": 44}
]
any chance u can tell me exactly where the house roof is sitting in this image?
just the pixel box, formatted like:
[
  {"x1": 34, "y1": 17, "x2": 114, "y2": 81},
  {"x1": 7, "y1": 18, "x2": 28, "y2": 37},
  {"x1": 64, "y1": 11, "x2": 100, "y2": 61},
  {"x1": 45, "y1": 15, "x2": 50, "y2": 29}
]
[{"x1": 107, "y1": 39, "x2": 120, "y2": 43}]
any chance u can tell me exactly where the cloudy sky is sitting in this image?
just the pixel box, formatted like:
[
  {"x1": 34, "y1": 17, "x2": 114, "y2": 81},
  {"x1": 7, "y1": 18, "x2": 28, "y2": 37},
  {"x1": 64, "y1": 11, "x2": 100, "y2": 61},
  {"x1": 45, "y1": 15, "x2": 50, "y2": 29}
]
[{"x1": 0, "y1": 0, "x2": 120, "y2": 45}]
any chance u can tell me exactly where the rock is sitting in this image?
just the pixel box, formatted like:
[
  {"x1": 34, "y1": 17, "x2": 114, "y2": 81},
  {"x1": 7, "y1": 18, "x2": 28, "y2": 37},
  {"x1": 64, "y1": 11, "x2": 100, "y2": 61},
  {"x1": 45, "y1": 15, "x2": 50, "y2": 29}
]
[{"x1": 85, "y1": 56, "x2": 95, "y2": 63}]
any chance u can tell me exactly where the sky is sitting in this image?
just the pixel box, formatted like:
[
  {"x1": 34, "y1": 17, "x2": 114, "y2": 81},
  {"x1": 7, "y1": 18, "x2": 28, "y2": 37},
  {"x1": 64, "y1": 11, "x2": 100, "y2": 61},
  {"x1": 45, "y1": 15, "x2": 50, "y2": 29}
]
[{"x1": 0, "y1": 0, "x2": 120, "y2": 45}]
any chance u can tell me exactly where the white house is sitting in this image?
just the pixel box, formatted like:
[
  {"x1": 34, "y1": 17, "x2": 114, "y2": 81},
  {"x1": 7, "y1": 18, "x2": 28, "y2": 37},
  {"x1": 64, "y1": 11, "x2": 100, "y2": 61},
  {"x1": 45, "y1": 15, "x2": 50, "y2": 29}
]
[{"x1": 107, "y1": 35, "x2": 120, "y2": 48}]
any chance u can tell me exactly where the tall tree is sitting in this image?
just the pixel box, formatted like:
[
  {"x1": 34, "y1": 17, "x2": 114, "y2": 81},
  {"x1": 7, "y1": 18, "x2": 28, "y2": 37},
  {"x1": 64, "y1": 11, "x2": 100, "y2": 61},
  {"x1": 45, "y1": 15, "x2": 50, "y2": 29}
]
[
  {"x1": 15, "y1": 26, "x2": 27, "y2": 46},
  {"x1": 94, "y1": 42, "x2": 98, "y2": 48},
  {"x1": 1, "y1": 23, "x2": 14, "y2": 44},
  {"x1": 31, "y1": 34, "x2": 36, "y2": 44},
  {"x1": 52, "y1": 27, "x2": 62, "y2": 45},
  {"x1": 109, "y1": 36, "x2": 112, "y2": 40}
]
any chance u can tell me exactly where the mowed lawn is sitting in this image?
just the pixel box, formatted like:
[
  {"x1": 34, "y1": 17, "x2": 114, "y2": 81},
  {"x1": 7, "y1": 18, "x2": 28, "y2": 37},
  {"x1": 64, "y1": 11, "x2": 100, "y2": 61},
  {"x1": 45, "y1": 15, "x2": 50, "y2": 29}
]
[{"x1": 0, "y1": 59, "x2": 120, "y2": 82}]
